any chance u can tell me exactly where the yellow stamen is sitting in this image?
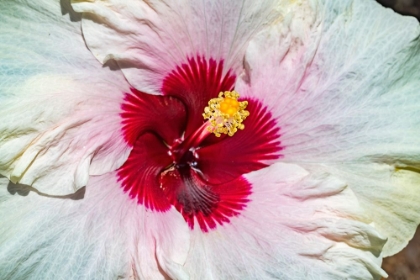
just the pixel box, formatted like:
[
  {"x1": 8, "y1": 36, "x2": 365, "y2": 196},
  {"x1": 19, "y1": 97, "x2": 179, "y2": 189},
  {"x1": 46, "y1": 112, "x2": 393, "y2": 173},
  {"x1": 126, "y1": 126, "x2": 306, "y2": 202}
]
[{"x1": 202, "y1": 91, "x2": 249, "y2": 137}]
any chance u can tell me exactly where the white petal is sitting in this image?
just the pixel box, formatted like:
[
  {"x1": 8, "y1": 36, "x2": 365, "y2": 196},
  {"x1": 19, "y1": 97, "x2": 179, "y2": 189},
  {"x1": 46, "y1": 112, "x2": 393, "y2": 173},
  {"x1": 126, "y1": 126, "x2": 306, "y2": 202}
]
[
  {"x1": 238, "y1": 0, "x2": 420, "y2": 256},
  {"x1": 0, "y1": 0, "x2": 131, "y2": 195},
  {"x1": 71, "y1": 0, "x2": 283, "y2": 94},
  {"x1": 301, "y1": 163, "x2": 420, "y2": 257},
  {"x1": 184, "y1": 163, "x2": 387, "y2": 279},
  {"x1": 0, "y1": 173, "x2": 190, "y2": 279}
]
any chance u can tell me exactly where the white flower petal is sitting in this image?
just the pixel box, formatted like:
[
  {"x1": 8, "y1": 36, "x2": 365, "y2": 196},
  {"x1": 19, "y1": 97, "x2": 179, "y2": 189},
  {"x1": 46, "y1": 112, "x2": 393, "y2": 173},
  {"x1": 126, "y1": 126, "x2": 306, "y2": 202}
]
[
  {"x1": 0, "y1": 173, "x2": 190, "y2": 279},
  {"x1": 301, "y1": 163, "x2": 420, "y2": 257},
  {"x1": 71, "y1": 0, "x2": 283, "y2": 94},
  {"x1": 238, "y1": 0, "x2": 420, "y2": 256},
  {"x1": 184, "y1": 163, "x2": 387, "y2": 279},
  {"x1": 0, "y1": 0, "x2": 131, "y2": 195}
]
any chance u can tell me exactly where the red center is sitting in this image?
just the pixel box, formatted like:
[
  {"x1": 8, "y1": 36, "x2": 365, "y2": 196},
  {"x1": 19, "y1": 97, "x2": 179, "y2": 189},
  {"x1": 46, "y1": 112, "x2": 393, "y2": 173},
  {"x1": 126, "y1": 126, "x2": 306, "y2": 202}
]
[{"x1": 118, "y1": 56, "x2": 282, "y2": 232}]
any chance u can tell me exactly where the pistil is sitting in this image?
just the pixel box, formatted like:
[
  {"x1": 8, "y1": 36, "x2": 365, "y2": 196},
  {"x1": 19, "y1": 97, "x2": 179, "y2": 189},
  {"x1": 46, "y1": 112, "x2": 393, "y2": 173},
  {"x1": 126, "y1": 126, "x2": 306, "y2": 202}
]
[
  {"x1": 170, "y1": 91, "x2": 249, "y2": 163},
  {"x1": 169, "y1": 120, "x2": 213, "y2": 163}
]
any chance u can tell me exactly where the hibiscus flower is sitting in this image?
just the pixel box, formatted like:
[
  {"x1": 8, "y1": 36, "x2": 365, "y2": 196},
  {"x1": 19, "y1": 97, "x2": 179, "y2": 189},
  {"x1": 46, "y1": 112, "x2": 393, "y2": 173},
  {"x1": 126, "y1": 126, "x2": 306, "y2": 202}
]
[{"x1": 1, "y1": 0, "x2": 420, "y2": 279}]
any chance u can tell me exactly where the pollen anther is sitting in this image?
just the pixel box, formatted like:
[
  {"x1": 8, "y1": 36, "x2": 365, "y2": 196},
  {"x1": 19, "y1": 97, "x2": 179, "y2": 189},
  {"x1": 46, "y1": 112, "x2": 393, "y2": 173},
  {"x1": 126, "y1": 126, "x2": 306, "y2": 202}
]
[{"x1": 203, "y1": 91, "x2": 249, "y2": 137}]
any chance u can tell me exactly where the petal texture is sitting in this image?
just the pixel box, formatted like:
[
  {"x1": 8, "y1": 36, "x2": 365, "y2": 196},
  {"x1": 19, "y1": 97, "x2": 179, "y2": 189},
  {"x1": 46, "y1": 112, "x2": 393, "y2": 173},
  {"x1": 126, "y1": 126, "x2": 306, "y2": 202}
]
[
  {"x1": 184, "y1": 163, "x2": 387, "y2": 279},
  {"x1": 0, "y1": 173, "x2": 190, "y2": 280},
  {"x1": 238, "y1": 0, "x2": 420, "y2": 256},
  {"x1": 71, "y1": 0, "x2": 282, "y2": 94},
  {"x1": 0, "y1": 0, "x2": 130, "y2": 195}
]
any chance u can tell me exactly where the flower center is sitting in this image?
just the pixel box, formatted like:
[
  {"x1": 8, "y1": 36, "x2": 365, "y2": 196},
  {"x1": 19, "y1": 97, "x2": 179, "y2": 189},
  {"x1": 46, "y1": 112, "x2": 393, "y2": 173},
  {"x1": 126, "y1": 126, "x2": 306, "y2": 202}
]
[
  {"x1": 118, "y1": 56, "x2": 282, "y2": 232},
  {"x1": 171, "y1": 91, "x2": 249, "y2": 163}
]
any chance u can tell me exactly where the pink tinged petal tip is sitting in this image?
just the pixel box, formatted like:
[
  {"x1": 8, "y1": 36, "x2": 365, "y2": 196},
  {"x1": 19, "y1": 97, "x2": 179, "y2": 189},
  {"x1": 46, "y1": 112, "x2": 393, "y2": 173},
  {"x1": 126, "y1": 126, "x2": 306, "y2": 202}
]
[{"x1": 118, "y1": 56, "x2": 283, "y2": 232}]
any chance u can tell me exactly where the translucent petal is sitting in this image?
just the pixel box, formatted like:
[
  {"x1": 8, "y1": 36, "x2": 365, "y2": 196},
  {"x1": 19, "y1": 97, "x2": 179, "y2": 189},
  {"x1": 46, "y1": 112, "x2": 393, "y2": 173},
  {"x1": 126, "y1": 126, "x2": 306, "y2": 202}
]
[
  {"x1": 71, "y1": 0, "x2": 283, "y2": 94},
  {"x1": 0, "y1": 0, "x2": 131, "y2": 195},
  {"x1": 0, "y1": 173, "x2": 190, "y2": 279},
  {"x1": 184, "y1": 163, "x2": 387, "y2": 279},
  {"x1": 237, "y1": 0, "x2": 420, "y2": 256}
]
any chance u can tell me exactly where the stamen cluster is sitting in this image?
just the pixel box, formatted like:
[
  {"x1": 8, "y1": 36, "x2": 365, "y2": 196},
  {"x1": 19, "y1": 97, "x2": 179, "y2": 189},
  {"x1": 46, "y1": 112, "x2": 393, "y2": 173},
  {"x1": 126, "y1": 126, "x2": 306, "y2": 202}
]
[{"x1": 203, "y1": 91, "x2": 249, "y2": 137}]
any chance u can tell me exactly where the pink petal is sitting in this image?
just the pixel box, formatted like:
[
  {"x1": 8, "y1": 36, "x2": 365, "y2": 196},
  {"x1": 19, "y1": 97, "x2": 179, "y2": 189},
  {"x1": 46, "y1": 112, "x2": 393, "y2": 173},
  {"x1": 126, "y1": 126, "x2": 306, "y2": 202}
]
[
  {"x1": 0, "y1": 172, "x2": 190, "y2": 279},
  {"x1": 183, "y1": 163, "x2": 388, "y2": 279},
  {"x1": 71, "y1": 0, "x2": 282, "y2": 94},
  {"x1": 0, "y1": 1, "x2": 131, "y2": 195},
  {"x1": 238, "y1": 0, "x2": 420, "y2": 257}
]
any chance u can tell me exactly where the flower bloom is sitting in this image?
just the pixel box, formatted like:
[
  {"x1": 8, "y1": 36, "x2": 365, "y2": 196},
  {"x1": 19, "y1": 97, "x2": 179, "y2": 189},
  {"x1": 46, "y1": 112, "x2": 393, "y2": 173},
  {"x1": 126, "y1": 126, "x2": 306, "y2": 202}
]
[{"x1": 1, "y1": 0, "x2": 420, "y2": 279}]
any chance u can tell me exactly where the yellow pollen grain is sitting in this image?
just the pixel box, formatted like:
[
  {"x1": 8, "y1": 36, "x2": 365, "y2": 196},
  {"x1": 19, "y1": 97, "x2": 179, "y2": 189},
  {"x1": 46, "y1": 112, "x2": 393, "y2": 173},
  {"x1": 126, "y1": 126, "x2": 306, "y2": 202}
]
[
  {"x1": 202, "y1": 91, "x2": 249, "y2": 137},
  {"x1": 219, "y1": 97, "x2": 239, "y2": 116}
]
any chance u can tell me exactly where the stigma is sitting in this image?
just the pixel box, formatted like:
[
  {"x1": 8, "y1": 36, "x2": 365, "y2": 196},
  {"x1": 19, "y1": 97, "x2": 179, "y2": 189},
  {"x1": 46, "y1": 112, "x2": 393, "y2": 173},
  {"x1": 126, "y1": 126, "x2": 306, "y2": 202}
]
[{"x1": 203, "y1": 91, "x2": 249, "y2": 137}]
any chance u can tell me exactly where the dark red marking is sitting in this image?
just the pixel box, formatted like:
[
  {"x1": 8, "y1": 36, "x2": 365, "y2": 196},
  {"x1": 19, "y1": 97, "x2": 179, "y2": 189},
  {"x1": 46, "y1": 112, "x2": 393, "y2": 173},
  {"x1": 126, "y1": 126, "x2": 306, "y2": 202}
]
[
  {"x1": 118, "y1": 133, "x2": 172, "y2": 211},
  {"x1": 161, "y1": 56, "x2": 236, "y2": 137},
  {"x1": 160, "y1": 167, "x2": 251, "y2": 232},
  {"x1": 118, "y1": 56, "x2": 282, "y2": 232},
  {"x1": 121, "y1": 88, "x2": 186, "y2": 146},
  {"x1": 196, "y1": 99, "x2": 282, "y2": 184}
]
